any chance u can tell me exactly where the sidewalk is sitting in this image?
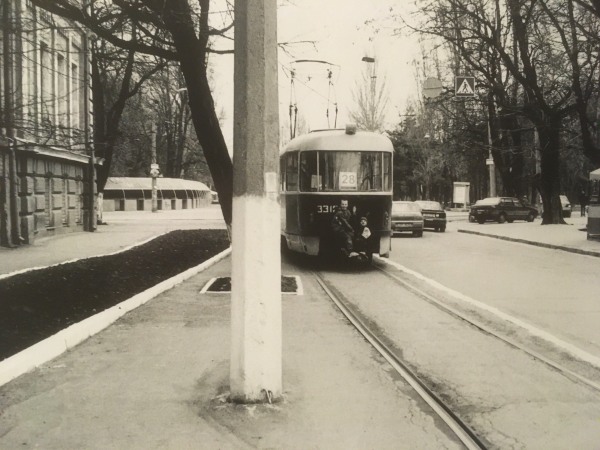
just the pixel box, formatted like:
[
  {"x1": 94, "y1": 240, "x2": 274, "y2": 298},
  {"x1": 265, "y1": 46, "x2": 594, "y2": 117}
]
[
  {"x1": 1, "y1": 208, "x2": 599, "y2": 448},
  {"x1": 455, "y1": 212, "x2": 600, "y2": 257},
  {"x1": 0, "y1": 210, "x2": 458, "y2": 449}
]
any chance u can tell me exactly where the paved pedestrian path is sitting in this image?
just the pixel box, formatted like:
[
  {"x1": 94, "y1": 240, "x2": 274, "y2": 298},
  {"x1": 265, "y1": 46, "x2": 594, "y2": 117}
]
[
  {"x1": 0, "y1": 207, "x2": 227, "y2": 277},
  {"x1": 1, "y1": 207, "x2": 599, "y2": 448},
  {"x1": 456, "y1": 213, "x2": 600, "y2": 257}
]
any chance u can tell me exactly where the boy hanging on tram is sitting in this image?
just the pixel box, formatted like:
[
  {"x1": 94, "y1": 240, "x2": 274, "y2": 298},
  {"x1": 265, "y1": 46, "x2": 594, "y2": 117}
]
[
  {"x1": 353, "y1": 216, "x2": 372, "y2": 254},
  {"x1": 330, "y1": 199, "x2": 372, "y2": 260},
  {"x1": 331, "y1": 199, "x2": 356, "y2": 257}
]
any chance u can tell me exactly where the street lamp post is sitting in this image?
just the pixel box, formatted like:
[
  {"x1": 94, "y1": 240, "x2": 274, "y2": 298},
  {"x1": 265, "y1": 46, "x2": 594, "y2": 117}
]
[
  {"x1": 362, "y1": 56, "x2": 376, "y2": 95},
  {"x1": 150, "y1": 122, "x2": 159, "y2": 212},
  {"x1": 486, "y1": 121, "x2": 496, "y2": 197}
]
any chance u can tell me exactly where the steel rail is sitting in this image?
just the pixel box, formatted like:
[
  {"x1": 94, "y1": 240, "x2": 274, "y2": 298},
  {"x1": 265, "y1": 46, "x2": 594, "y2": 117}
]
[
  {"x1": 314, "y1": 272, "x2": 488, "y2": 450},
  {"x1": 374, "y1": 263, "x2": 600, "y2": 394}
]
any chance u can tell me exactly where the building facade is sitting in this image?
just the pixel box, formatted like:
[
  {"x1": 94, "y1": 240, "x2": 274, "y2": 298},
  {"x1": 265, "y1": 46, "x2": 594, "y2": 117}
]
[{"x1": 1, "y1": 0, "x2": 96, "y2": 247}]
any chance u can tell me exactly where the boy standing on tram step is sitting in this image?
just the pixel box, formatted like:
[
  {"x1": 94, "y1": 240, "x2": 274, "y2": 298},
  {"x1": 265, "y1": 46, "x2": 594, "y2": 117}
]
[
  {"x1": 331, "y1": 199, "x2": 357, "y2": 257},
  {"x1": 354, "y1": 216, "x2": 371, "y2": 253}
]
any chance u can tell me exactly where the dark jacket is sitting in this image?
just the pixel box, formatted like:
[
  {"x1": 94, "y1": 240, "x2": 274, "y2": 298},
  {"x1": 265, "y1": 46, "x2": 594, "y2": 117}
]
[{"x1": 331, "y1": 208, "x2": 354, "y2": 235}]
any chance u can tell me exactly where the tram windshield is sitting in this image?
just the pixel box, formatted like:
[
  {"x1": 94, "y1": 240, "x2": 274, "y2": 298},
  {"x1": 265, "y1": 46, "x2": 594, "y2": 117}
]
[{"x1": 299, "y1": 151, "x2": 391, "y2": 192}]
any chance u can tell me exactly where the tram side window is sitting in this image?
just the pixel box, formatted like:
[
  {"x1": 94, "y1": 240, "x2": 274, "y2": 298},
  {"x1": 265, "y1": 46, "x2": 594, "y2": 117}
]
[
  {"x1": 284, "y1": 153, "x2": 299, "y2": 191},
  {"x1": 300, "y1": 152, "x2": 319, "y2": 191},
  {"x1": 383, "y1": 153, "x2": 392, "y2": 191}
]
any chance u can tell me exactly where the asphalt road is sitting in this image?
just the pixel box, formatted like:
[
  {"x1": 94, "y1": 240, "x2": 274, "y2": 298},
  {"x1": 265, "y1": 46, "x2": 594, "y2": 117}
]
[{"x1": 387, "y1": 221, "x2": 600, "y2": 359}]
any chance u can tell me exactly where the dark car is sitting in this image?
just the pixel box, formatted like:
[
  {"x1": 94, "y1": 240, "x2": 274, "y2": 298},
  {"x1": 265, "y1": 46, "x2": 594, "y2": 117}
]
[
  {"x1": 470, "y1": 197, "x2": 537, "y2": 224},
  {"x1": 415, "y1": 200, "x2": 446, "y2": 232},
  {"x1": 391, "y1": 201, "x2": 424, "y2": 237}
]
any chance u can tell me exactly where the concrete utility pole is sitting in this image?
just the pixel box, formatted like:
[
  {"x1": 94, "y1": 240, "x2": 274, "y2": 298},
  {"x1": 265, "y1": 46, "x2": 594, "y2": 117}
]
[
  {"x1": 2, "y1": 0, "x2": 22, "y2": 246},
  {"x1": 150, "y1": 122, "x2": 158, "y2": 212},
  {"x1": 230, "y1": 0, "x2": 282, "y2": 403}
]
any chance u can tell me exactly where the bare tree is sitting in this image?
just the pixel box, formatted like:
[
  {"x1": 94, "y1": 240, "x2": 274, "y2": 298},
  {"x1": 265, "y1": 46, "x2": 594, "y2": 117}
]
[
  {"x1": 31, "y1": 0, "x2": 236, "y2": 225},
  {"x1": 411, "y1": 0, "x2": 599, "y2": 223},
  {"x1": 92, "y1": 38, "x2": 166, "y2": 192}
]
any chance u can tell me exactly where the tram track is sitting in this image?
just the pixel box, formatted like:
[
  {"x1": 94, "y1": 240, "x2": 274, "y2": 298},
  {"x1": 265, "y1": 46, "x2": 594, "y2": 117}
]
[
  {"x1": 312, "y1": 256, "x2": 600, "y2": 449},
  {"x1": 372, "y1": 258, "x2": 600, "y2": 394},
  {"x1": 313, "y1": 271, "x2": 488, "y2": 450}
]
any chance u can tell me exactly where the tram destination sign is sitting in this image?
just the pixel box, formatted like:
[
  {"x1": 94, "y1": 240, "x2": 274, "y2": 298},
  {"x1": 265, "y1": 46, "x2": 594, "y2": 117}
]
[{"x1": 455, "y1": 76, "x2": 475, "y2": 98}]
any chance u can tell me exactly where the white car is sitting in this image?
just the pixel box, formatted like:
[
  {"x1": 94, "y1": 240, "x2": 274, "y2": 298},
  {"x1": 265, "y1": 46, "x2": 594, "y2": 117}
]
[
  {"x1": 560, "y1": 195, "x2": 571, "y2": 218},
  {"x1": 391, "y1": 201, "x2": 424, "y2": 237}
]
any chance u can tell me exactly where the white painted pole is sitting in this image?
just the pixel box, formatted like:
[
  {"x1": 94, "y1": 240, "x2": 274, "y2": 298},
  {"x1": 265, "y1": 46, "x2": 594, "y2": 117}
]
[{"x1": 230, "y1": 0, "x2": 282, "y2": 403}]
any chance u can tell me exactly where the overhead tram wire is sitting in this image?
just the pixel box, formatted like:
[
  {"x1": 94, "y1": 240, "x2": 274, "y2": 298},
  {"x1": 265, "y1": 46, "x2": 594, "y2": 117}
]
[
  {"x1": 326, "y1": 68, "x2": 339, "y2": 129},
  {"x1": 284, "y1": 59, "x2": 341, "y2": 134},
  {"x1": 289, "y1": 69, "x2": 298, "y2": 139}
]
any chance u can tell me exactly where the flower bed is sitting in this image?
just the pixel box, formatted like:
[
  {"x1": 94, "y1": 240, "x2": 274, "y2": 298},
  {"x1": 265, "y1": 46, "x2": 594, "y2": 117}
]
[{"x1": 0, "y1": 229, "x2": 230, "y2": 360}]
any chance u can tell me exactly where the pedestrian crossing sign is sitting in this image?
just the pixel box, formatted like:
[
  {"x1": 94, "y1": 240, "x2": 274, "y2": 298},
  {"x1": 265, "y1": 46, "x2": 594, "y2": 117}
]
[{"x1": 455, "y1": 76, "x2": 475, "y2": 97}]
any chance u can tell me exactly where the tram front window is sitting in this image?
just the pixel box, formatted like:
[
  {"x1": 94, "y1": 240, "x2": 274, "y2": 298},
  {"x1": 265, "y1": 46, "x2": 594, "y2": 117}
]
[
  {"x1": 319, "y1": 151, "x2": 390, "y2": 192},
  {"x1": 298, "y1": 150, "x2": 391, "y2": 192}
]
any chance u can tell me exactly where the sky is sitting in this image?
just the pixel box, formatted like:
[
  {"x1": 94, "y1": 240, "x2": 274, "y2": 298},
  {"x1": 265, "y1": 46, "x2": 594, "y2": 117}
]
[{"x1": 209, "y1": 1, "x2": 424, "y2": 151}]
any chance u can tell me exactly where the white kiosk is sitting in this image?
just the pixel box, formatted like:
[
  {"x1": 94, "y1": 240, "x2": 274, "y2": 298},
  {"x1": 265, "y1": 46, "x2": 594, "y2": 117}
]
[{"x1": 453, "y1": 182, "x2": 470, "y2": 210}]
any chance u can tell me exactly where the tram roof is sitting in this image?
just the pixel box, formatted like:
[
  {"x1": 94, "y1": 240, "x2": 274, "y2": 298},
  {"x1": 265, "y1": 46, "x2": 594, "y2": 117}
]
[{"x1": 281, "y1": 128, "x2": 394, "y2": 154}]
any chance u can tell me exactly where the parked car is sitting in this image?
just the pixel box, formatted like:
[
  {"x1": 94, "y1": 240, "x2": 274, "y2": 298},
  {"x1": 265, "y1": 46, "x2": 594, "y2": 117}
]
[
  {"x1": 391, "y1": 201, "x2": 424, "y2": 237},
  {"x1": 415, "y1": 200, "x2": 446, "y2": 232},
  {"x1": 470, "y1": 197, "x2": 537, "y2": 224},
  {"x1": 539, "y1": 194, "x2": 572, "y2": 218}
]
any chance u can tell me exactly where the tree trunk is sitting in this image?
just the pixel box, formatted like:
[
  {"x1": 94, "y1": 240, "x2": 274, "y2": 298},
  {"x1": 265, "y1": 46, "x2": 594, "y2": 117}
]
[
  {"x1": 488, "y1": 95, "x2": 525, "y2": 197},
  {"x1": 538, "y1": 117, "x2": 566, "y2": 224},
  {"x1": 165, "y1": 12, "x2": 233, "y2": 225}
]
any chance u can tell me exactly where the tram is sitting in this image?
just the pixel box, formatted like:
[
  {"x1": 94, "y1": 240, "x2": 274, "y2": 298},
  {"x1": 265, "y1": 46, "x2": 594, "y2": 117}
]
[{"x1": 280, "y1": 124, "x2": 394, "y2": 260}]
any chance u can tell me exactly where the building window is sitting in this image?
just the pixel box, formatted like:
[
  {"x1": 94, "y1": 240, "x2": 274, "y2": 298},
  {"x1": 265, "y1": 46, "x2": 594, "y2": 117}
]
[
  {"x1": 71, "y1": 63, "x2": 79, "y2": 130},
  {"x1": 76, "y1": 180, "x2": 82, "y2": 224},
  {"x1": 45, "y1": 176, "x2": 54, "y2": 228},
  {"x1": 62, "y1": 178, "x2": 68, "y2": 226},
  {"x1": 57, "y1": 53, "x2": 68, "y2": 130},
  {"x1": 40, "y1": 42, "x2": 54, "y2": 129}
]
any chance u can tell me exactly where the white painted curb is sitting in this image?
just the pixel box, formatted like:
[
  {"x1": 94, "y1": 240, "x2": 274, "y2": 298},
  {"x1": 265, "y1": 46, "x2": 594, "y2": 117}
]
[
  {"x1": 0, "y1": 247, "x2": 232, "y2": 388},
  {"x1": 0, "y1": 233, "x2": 172, "y2": 281}
]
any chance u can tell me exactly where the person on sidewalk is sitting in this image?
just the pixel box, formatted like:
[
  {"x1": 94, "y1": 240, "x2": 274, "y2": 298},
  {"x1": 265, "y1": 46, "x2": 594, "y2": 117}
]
[
  {"x1": 331, "y1": 199, "x2": 357, "y2": 257},
  {"x1": 579, "y1": 190, "x2": 588, "y2": 217}
]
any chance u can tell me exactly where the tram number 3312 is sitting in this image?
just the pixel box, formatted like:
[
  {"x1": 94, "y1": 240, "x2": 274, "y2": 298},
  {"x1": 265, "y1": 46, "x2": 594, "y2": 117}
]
[{"x1": 316, "y1": 204, "x2": 339, "y2": 214}]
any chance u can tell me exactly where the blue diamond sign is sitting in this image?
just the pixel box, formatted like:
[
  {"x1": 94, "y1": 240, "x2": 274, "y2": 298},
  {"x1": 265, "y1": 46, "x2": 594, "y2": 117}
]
[{"x1": 455, "y1": 76, "x2": 475, "y2": 97}]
